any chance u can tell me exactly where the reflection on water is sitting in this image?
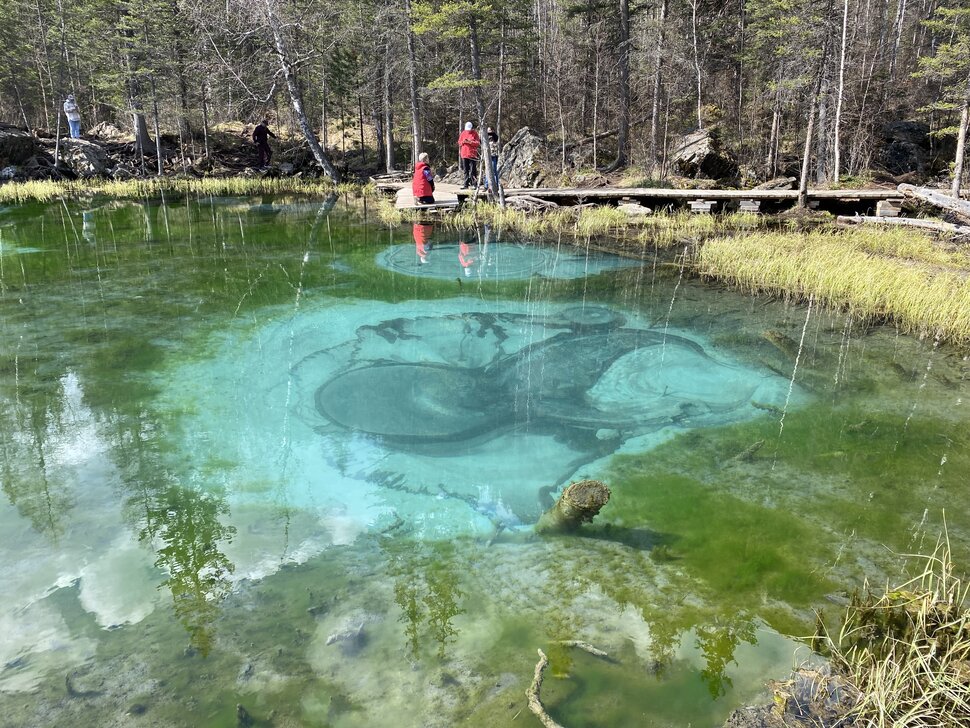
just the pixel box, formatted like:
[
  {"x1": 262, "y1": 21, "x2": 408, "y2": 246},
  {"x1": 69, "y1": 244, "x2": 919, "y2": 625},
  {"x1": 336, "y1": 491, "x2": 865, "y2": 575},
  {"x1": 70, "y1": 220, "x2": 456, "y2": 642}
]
[
  {"x1": 379, "y1": 222, "x2": 640, "y2": 280},
  {"x1": 0, "y1": 196, "x2": 967, "y2": 727},
  {"x1": 141, "y1": 484, "x2": 236, "y2": 657}
]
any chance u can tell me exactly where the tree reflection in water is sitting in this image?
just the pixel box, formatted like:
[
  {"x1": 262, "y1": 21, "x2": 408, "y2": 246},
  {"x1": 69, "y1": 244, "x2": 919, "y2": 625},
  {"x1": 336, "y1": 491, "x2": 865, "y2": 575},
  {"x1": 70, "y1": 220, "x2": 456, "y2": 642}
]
[
  {"x1": 388, "y1": 541, "x2": 466, "y2": 659},
  {"x1": 696, "y1": 616, "x2": 758, "y2": 699},
  {"x1": 140, "y1": 484, "x2": 236, "y2": 656}
]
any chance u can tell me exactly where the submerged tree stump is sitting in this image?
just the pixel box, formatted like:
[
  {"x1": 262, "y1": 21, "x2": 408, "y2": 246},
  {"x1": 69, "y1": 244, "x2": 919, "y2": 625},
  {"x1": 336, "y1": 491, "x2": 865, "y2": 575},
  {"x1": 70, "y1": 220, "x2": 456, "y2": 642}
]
[{"x1": 535, "y1": 480, "x2": 611, "y2": 534}]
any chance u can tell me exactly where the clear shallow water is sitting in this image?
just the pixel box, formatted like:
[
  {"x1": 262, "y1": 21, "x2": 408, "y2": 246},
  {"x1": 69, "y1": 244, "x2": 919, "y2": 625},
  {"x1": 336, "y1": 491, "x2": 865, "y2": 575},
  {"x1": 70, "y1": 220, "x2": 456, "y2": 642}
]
[{"x1": 0, "y1": 195, "x2": 968, "y2": 727}]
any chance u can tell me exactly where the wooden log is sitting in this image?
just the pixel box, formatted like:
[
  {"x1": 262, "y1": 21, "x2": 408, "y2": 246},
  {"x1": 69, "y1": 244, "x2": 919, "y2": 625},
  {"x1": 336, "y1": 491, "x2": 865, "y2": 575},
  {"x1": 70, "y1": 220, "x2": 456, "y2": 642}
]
[
  {"x1": 837, "y1": 214, "x2": 970, "y2": 237},
  {"x1": 897, "y1": 184, "x2": 970, "y2": 224},
  {"x1": 535, "y1": 480, "x2": 611, "y2": 534},
  {"x1": 526, "y1": 649, "x2": 564, "y2": 728}
]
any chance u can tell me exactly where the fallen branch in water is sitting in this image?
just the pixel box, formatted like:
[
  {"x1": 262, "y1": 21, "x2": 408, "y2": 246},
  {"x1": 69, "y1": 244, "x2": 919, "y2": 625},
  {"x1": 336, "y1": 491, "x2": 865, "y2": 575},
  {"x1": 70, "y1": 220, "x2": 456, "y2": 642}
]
[
  {"x1": 527, "y1": 649, "x2": 565, "y2": 728},
  {"x1": 556, "y1": 640, "x2": 609, "y2": 658},
  {"x1": 526, "y1": 642, "x2": 611, "y2": 727}
]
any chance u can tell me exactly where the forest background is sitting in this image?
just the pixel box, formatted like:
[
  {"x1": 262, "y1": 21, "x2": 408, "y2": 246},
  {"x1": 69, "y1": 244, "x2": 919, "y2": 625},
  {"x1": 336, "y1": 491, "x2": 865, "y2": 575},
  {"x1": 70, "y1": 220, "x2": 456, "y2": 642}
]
[{"x1": 0, "y1": 0, "x2": 968, "y2": 188}]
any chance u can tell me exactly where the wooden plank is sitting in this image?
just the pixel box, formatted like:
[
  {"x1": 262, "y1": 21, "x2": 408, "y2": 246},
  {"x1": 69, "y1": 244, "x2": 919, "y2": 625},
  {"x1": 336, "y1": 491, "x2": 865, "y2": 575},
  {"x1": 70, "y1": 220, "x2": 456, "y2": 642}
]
[
  {"x1": 395, "y1": 182, "x2": 462, "y2": 211},
  {"x1": 688, "y1": 200, "x2": 716, "y2": 213},
  {"x1": 875, "y1": 199, "x2": 903, "y2": 217}
]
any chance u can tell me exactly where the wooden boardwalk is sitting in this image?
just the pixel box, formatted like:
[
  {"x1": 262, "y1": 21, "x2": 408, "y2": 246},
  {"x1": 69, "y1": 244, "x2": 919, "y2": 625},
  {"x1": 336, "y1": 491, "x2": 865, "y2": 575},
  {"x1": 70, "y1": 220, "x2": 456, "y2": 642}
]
[
  {"x1": 394, "y1": 182, "x2": 463, "y2": 211},
  {"x1": 381, "y1": 178, "x2": 909, "y2": 214}
]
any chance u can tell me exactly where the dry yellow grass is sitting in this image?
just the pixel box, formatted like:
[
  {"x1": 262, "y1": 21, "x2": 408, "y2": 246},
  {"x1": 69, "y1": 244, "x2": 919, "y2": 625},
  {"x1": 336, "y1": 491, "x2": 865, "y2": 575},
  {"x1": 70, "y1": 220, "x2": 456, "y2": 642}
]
[
  {"x1": 696, "y1": 229, "x2": 970, "y2": 343},
  {"x1": 0, "y1": 177, "x2": 351, "y2": 204}
]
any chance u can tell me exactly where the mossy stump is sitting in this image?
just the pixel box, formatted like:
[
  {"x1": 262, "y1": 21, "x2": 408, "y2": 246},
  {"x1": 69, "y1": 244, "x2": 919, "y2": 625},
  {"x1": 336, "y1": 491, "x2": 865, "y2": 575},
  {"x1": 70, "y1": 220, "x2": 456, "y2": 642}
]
[{"x1": 535, "y1": 479, "x2": 611, "y2": 535}]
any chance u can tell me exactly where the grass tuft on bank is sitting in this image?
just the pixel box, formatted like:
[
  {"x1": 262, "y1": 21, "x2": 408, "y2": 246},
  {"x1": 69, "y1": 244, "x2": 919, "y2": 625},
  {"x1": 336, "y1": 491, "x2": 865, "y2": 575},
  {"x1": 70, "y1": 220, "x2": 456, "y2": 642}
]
[{"x1": 819, "y1": 537, "x2": 970, "y2": 726}]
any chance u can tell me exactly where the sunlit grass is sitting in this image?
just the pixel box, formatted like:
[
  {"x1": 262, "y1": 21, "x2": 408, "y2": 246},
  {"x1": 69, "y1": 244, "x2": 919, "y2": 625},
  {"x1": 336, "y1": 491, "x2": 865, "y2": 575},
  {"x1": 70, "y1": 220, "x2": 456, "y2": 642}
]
[
  {"x1": 0, "y1": 177, "x2": 355, "y2": 204},
  {"x1": 696, "y1": 229, "x2": 970, "y2": 343},
  {"x1": 818, "y1": 537, "x2": 970, "y2": 726}
]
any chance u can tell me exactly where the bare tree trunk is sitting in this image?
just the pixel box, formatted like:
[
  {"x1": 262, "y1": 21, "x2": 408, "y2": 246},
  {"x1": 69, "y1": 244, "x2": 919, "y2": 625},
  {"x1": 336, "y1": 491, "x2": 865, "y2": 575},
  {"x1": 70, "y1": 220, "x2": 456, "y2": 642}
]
[
  {"x1": 737, "y1": 0, "x2": 745, "y2": 147},
  {"x1": 816, "y1": 74, "x2": 829, "y2": 184},
  {"x1": 34, "y1": 0, "x2": 54, "y2": 129},
  {"x1": 953, "y1": 75, "x2": 970, "y2": 200},
  {"x1": 469, "y1": 15, "x2": 502, "y2": 204},
  {"x1": 201, "y1": 82, "x2": 211, "y2": 159},
  {"x1": 150, "y1": 74, "x2": 163, "y2": 175},
  {"x1": 888, "y1": 0, "x2": 907, "y2": 81},
  {"x1": 404, "y1": 0, "x2": 422, "y2": 165},
  {"x1": 267, "y1": 4, "x2": 341, "y2": 181},
  {"x1": 609, "y1": 0, "x2": 631, "y2": 169},
  {"x1": 321, "y1": 66, "x2": 329, "y2": 148},
  {"x1": 14, "y1": 85, "x2": 31, "y2": 130},
  {"x1": 833, "y1": 0, "x2": 849, "y2": 182},
  {"x1": 383, "y1": 54, "x2": 395, "y2": 171},
  {"x1": 497, "y1": 18, "x2": 506, "y2": 143},
  {"x1": 690, "y1": 0, "x2": 703, "y2": 129},
  {"x1": 799, "y1": 4, "x2": 834, "y2": 207},
  {"x1": 357, "y1": 94, "x2": 366, "y2": 164},
  {"x1": 767, "y1": 96, "x2": 781, "y2": 177},
  {"x1": 649, "y1": 0, "x2": 668, "y2": 171},
  {"x1": 798, "y1": 100, "x2": 818, "y2": 208}
]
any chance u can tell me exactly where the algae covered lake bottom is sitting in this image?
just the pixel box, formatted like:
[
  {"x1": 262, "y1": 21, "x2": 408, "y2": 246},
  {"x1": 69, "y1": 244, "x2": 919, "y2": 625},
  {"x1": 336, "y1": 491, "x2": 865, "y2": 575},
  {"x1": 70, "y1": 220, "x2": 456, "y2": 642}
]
[{"x1": 0, "y1": 194, "x2": 968, "y2": 727}]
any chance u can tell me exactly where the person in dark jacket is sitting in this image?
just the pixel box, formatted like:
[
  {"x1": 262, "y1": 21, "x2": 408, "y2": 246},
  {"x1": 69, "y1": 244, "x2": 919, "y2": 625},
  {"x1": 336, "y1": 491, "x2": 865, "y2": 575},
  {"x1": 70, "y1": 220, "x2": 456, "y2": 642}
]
[
  {"x1": 412, "y1": 152, "x2": 436, "y2": 204},
  {"x1": 484, "y1": 127, "x2": 500, "y2": 191},
  {"x1": 252, "y1": 119, "x2": 276, "y2": 168}
]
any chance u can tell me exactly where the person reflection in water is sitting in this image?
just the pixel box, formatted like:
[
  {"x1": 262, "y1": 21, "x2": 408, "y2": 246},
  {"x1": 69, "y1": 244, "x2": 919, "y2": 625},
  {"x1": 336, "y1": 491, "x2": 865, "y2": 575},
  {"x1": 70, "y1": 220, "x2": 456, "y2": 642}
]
[
  {"x1": 81, "y1": 210, "x2": 96, "y2": 244},
  {"x1": 413, "y1": 222, "x2": 434, "y2": 265},
  {"x1": 459, "y1": 240, "x2": 476, "y2": 277}
]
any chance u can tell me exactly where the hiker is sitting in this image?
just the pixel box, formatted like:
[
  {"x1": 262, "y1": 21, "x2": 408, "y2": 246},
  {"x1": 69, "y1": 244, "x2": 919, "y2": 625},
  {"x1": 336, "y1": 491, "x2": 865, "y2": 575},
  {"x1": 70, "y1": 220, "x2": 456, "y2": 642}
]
[
  {"x1": 412, "y1": 152, "x2": 436, "y2": 205},
  {"x1": 484, "y1": 127, "x2": 500, "y2": 191},
  {"x1": 458, "y1": 121, "x2": 481, "y2": 189},
  {"x1": 63, "y1": 95, "x2": 82, "y2": 139},
  {"x1": 252, "y1": 119, "x2": 276, "y2": 168}
]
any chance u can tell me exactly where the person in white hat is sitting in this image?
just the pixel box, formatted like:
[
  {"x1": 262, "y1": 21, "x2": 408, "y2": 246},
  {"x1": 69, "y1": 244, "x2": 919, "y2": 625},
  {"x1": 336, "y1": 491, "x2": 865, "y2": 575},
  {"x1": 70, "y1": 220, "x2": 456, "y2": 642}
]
[
  {"x1": 457, "y1": 121, "x2": 481, "y2": 189},
  {"x1": 63, "y1": 95, "x2": 82, "y2": 139}
]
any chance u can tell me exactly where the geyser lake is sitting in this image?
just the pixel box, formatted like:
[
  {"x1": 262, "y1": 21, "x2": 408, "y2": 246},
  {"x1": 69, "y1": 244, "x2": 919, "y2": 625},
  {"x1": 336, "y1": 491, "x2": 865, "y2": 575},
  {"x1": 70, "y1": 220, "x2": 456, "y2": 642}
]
[{"x1": 0, "y1": 194, "x2": 967, "y2": 727}]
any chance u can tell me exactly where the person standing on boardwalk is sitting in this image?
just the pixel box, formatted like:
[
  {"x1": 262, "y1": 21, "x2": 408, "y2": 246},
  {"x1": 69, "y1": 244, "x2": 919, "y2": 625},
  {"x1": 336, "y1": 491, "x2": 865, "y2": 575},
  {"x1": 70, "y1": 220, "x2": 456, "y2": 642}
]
[
  {"x1": 484, "y1": 127, "x2": 500, "y2": 191},
  {"x1": 412, "y1": 152, "x2": 436, "y2": 205},
  {"x1": 252, "y1": 119, "x2": 276, "y2": 168},
  {"x1": 458, "y1": 121, "x2": 481, "y2": 189},
  {"x1": 63, "y1": 95, "x2": 82, "y2": 139}
]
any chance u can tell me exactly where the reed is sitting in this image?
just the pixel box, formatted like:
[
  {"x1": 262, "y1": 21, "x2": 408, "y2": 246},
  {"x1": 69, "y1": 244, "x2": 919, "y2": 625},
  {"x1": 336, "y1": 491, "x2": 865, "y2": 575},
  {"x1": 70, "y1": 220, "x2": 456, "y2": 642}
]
[
  {"x1": 818, "y1": 537, "x2": 970, "y2": 725},
  {"x1": 696, "y1": 229, "x2": 970, "y2": 343},
  {"x1": 0, "y1": 176, "x2": 349, "y2": 204}
]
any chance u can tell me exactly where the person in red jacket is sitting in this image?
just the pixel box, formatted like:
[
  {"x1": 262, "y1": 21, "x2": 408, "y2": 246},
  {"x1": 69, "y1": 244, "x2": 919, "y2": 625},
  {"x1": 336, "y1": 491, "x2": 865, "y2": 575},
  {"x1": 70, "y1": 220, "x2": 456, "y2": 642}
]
[
  {"x1": 458, "y1": 121, "x2": 481, "y2": 189},
  {"x1": 412, "y1": 152, "x2": 435, "y2": 204}
]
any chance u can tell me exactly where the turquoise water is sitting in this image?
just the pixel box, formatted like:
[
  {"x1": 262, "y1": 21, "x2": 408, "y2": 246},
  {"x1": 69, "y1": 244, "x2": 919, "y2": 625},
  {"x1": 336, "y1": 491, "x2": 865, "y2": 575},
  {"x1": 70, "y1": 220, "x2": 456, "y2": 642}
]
[{"x1": 0, "y1": 194, "x2": 967, "y2": 727}]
